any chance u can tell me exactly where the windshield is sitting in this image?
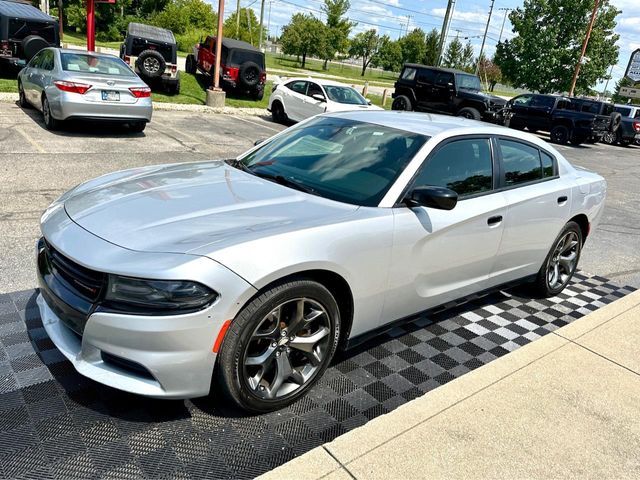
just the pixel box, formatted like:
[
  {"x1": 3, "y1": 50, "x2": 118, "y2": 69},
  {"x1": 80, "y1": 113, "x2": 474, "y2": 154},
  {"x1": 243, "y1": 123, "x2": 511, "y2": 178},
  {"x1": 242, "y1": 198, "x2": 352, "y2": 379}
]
[
  {"x1": 324, "y1": 85, "x2": 368, "y2": 105},
  {"x1": 238, "y1": 117, "x2": 428, "y2": 206},
  {"x1": 456, "y1": 73, "x2": 481, "y2": 91},
  {"x1": 60, "y1": 53, "x2": 135, "y2": 76}
]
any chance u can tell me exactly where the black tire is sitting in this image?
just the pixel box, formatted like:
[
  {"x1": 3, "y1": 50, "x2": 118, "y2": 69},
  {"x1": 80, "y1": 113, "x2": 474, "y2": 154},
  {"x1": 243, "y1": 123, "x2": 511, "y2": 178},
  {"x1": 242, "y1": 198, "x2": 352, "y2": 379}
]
[
  {"x1": 252, "y1": 88, "x2": 264, "y2": 100},
  {"x1": 457, "y1": 107, "x2": 481, "y2": 120},
  {"x1": 238, "y1": 61, "x2": 261, "y2": 88},
  {"x1": 271, "y1": 101, "x2": 288, "y2": 124},
  {"x1": 18, "y1": 81, "x2": 30, "y2": 109},
  {"x1": 129, "y1": 121, "x2": 146, "y2": 133},
  {"x1": 185, "y1": 54, "x2": 197, "y2": 75},
  {"x1": 42, "y1": 96, "x2": 59, "y2": 130},
  {"x1": 620, "y1": 138, "x2": 632, "y2": 147},
  {"x1": 550, "y1": 125, "x2": 570, "y2": 145},
  {"x1": 609, "y1": 112, "x2": 622, "y2": 133},
  {"x1": 22, "y1": 35, "x2": 49, "y2": 61},
  {"x1": 165, "y1": 79, "x2": 180, "y2": 95},
  {"x1": 136, "y1": 50, "x2": 166, "y2": 79},
  {"x1": 530, "y1": 221, "x2": 582, "y2": 298},
  {"x1": 570, "y1": 134, "x2": 588, "y2": 146},
  {"x1": 217, "y1": 279, "x2": 341, "y2": 413},
  {"x1": 391, "y1": 95, "x2": 412, "y2": 111}
]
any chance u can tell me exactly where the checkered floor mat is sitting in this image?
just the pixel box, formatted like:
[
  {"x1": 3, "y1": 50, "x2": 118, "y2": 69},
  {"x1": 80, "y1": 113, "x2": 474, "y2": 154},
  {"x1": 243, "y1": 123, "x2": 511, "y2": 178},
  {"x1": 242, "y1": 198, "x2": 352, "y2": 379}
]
[{"x1": 0, "y1": 273, "x2": 635, "y2": 479}]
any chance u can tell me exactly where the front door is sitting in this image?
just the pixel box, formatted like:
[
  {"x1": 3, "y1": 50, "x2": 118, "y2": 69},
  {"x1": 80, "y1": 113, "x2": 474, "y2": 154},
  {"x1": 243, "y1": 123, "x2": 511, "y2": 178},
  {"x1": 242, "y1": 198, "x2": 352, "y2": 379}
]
[
  {"x1": 304, "y1": 82, "x2": 327, "y2": 119},
  {"x1": 283, "y1": 80, "x2": 309, "y2": 122},
  {"x1": 508, "y1": 94, "x2": 533, "y2": 129},
  {"x1": 383, "y1": 137, "x2": 508, "y2": 323}
]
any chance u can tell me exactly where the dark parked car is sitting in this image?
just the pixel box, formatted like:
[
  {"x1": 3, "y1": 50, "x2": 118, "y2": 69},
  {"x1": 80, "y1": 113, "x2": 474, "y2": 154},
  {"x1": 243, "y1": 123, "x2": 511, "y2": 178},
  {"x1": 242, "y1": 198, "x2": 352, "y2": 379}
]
[
  {"x1": 119, "y1": 22, "x2": 180, "y2": 94},
  {"x1": 185, "y1": 36, "x2": 266, "y2": 99},
  {"x1": 391, "y1": 64, "x2": 506, "y2": 122},
  {"x1": 617, "y1": 117, "x2": 640, "y2": 146},
  {"x1": 504, "y1": 94, "x2": 611, "y2": 146},
  {"x1": 0, "y1": 0, "x2": 59, "y2": 68},
  {"x1": 567, "y1": 98, "x2": 621, "y2": 144}
]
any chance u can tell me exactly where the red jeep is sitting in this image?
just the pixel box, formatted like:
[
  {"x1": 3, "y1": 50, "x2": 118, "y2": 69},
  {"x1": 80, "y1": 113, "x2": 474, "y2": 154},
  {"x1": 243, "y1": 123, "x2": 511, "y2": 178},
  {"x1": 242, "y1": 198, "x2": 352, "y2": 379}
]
[{"x1": 186, "y1": 36, "x2": 266, "y2": 100}]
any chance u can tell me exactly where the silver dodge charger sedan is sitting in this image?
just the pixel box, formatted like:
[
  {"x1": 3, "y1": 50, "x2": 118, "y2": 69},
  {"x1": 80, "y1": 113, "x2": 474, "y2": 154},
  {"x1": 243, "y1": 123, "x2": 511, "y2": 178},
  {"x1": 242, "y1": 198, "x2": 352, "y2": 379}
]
[
  {"x1": 18, "y1": 48, "x2": 152, "y2": 132},
  {"x1": 37, "y1": 111, "x2": 606, "y2": 411}
]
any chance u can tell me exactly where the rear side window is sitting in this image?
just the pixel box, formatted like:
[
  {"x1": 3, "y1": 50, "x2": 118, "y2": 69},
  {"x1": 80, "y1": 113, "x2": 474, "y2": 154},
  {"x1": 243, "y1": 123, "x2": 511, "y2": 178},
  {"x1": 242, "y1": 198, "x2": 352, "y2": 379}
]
[
  {"x1": 541, "y1": 151, "x2": 555, "y2": 178},
  {"x1": 499, "y1": 139, "x2": 542, "y2": 185},
  {"x1": 39, "y1": 50, "x2": 54, "y2": 70},
  {"x1": 414, "y1": 138, "x2": 493, "y2": 197},
  {"x1": 287, "y1": 81, "x2": 307, "y2": 94},
  {"x1": 401, "y1": 67, "x2": 417, "y2": 81},
  {"x1": 435, "y1": 72, "x2": 454, "y2": 86},
  {"x1": 416, "y1": 69, "x2": 435, "y2": 84},
  {"x1": 614, "y1": 106, "x2": 631, "y2": 117}
]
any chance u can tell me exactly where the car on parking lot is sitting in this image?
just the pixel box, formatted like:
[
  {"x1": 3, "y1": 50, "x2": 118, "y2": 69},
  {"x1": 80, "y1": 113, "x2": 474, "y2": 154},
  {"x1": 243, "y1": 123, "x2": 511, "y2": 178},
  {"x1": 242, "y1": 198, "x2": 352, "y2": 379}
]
[
  {"x1": 37, "y1": 111, "x2": 605, "y2": 412},
  {"x1": 504, "y1": 94, "x2": 611, "y2": 145},
  {"x1": 119, "y1": 22, "x2": 180, "y2": 94},
  {"x1": 17, "y1": 48, "x2": 152, "y2": 131},
  {"x1": 185, "y1": 36, "x2": 266, "y2": 99},
  {"x1": 268, "y1": 77, "x2": 382, "y2": 123},
  {"x1": 0, "y1": 0, "x2": 59, "y2": 68},
  {"x1": 391, "y1": 63, "x2": 507, "y2": 121},
  {"x1": 613, "y1": 104, "x2": 640, "y2": 146}
]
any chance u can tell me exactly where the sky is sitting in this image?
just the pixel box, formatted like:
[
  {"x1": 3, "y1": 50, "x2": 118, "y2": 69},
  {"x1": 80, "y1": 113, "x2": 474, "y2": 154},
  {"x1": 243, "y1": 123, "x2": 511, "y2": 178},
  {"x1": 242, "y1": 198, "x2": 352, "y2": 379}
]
[{"x1": 219, "y1": 0, "x2": 639, "y2": 91}]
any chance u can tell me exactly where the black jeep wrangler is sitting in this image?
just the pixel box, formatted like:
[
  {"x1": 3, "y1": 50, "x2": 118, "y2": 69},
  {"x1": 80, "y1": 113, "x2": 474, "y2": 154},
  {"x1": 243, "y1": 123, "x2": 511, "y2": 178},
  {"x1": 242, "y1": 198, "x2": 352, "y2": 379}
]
[
  {"x1": 391, "y1": 63, "x2": 506, "y2": 122},
  {"x1": 0, "y1": 0, "x2": 59, "y2": 68},
  {"x1": 120, "y1": 22, "x2": 180, "y2": 94}
]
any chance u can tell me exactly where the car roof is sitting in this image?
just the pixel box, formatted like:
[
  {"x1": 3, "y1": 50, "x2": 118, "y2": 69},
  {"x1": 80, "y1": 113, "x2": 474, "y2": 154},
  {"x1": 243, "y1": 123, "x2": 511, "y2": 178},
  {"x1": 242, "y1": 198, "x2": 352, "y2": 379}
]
[
  {"x1": 127, "y1": 22, "x2": 176, "y2": 44},
  {"x1": 402, "y1": 64, "x2": 473, "y2": 75},
  {"x1": 0, "y1": 0, "x2": 56, "y2": 21},
  {"x1": 208, "y1": 36, "x2": 260, "y2": 52},
  {"x1": 281, "y1": 77, "x2": 355, "y2": 88}
]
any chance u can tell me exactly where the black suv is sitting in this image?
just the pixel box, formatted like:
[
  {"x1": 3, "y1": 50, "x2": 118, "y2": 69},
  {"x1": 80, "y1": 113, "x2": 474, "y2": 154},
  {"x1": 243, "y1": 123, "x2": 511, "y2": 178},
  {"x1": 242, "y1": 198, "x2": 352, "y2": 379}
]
[
  {"x1": 504, "y1": 94, "x2": 614, "y2": 145},
  {"x1": 0, "y1": 0, "x2": 59, "y2": 68},
  {"x1": 391, "y1": 64, "x2": 506, "y2": 122},
  {"x1": 186, "y1": 36, "x2": 266, "y2": 99},
  {"x1": 120, "y1": 22, "x2": 180, "y2": 94}
]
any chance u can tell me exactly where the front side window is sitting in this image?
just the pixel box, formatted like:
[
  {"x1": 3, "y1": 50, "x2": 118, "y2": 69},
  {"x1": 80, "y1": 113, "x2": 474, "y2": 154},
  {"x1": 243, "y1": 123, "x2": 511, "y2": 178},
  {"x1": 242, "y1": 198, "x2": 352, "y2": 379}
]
[
  {"x1": 531, "y1": 96, "x2": 555, "y2": 109},
  {"x1": 455, "y1": 73, "x2": 481, "y2": 91},
  {"x1": 307, "y1": 82, "x2": 324, "y2": 98},
  {"x1": 239, "y1": 117, "x2": 428, "y2": 206},
  {"x1": 287, "y1": 81, "x2": 307, "y2": 95},
  {"x1": 499, "y1": 139, "x2": 543, "y2": 186},
  {"x1": 60, "y1": 53, "x2": 135, "y2": 76},
  {"x1": 401, "y1": 67, "x2": 417, "y2": 81},
  {"x1": 513, "y1": 95, "x2": 532, "y2": 106},
  {"x1": 324, "y1": 85, "x2": 367, "y2": 105},
  {"x1": 413, "y1": 138, "x2": 493, "y2": 197}
]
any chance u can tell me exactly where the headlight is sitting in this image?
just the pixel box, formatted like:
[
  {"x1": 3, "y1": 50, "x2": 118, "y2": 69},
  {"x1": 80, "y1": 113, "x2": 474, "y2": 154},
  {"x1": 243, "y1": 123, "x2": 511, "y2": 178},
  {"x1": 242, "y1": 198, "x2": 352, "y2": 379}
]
[{"x1": 103, "y1": 275, "x2": 218, "y2": 313}]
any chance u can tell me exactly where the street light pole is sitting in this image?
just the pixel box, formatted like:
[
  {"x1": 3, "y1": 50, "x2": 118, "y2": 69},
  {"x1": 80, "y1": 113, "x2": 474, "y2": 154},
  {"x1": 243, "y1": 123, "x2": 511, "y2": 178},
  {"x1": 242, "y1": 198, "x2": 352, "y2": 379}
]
[
  {"x1": 436, "y1": 0, "x2": 454, "y2": 67},
  {"x1": 258, "y1": 0, "x2": 265, "y2": 49},
  {"x1": 476, "y1": 0, "x2": 495, "y2": 74},
  {"x1": 213, "y1": 0, "x2": 224, "y2": 90},
  {"x1": 569, "y1": 0, "x2": 600, "y2": 97}
]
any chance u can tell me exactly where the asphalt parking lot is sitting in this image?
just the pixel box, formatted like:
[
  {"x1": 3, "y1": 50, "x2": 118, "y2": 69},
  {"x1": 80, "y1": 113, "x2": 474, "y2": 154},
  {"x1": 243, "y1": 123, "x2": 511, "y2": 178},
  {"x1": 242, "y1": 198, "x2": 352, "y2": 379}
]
[{"x1": 1, "y1": 101, "x2": 639, "y2": 293}]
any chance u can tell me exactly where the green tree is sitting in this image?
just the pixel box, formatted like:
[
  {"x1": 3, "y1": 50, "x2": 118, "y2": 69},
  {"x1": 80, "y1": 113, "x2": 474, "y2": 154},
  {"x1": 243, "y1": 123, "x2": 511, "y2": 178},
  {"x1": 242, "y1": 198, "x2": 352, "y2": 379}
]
[
  {"x1": 477, "y1": 54, "x2": 503, "y2": 91},
  {"x1": 460, "y1": 41, "x2": 475, "y2": 72},
  {"x1": 224, "y1": 7, "x2": 264, "y2": 46},
  {"x1": 280, "y1": 13, "x2": 325, "y2": 68},
  {"x1": 319, "y1": 0, "x2": 355, "y2": 69},
  {"x1": 494, "y1": 0, "x2": 620, "y2": 94},
  {"x1": 424, "y1": 28, "x2": 440, "y2": 66},
  {"x1": 442, "y1": 36, "x2": 463, "y2": 69},
  {"x1": 398, "y1": 28, "x2": 426, "y2": 65},
  {"x1": 373, "y1": 35, "x2": 402, "y2": 72},
  {"x1": 349, "y1": 29, "x2": 382, "y2": 76}
]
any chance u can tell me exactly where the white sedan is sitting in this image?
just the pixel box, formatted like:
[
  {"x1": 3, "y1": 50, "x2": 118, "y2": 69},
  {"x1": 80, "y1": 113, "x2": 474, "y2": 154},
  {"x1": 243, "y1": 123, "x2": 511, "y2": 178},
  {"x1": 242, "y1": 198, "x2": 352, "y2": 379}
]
[{"x1": 268, "y1": 77, "x2": 382, "y2": 123}]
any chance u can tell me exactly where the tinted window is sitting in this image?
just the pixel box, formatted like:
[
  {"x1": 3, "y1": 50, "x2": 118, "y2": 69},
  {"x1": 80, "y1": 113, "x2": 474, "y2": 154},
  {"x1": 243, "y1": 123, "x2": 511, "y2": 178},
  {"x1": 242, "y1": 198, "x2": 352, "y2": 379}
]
[
  {"x1": 499, "y1": 139, "x2": 542, "y2": 185},
  {"x1": 401, "y1": 67, "x2": 417, "y2": 81},
  {"x1": 287, "y1": 81, "x2": 307, "y2": 94},
  {"x1": 435, "y1": 72, "x2": 454, "y2": 87},
  {"x1": 614, "y1": 106, "x2": 631, "y2": 117},
  {"x1": 512, "y1": 95, "x2": 532, "y2": 106},
  {"x1": 40, "y1": 50, "x2": 54, "y2": 70},
  {"x1": 531, "y1": 96, "x2": 555, "y2": 108},
  {"x1": 307, "y1": 82, "x2": 323, "y2": 98},
  {"x1": 8, "y1": 19, "x2": 56, "y2": 43},
  {"x1": 229, "y1": 50, "x2": 264, "y2": 68},
  {"x1": 28, "y1": 50, "x2": 45, "y2": 68},
  {"x1": 455, "y1": 73, "x2": 481, "y2": 90},
  {"x1": 414, "y1": 138, "x2": 493, "y2": 197},
  {"x1": 416, "y1": 69, "x2": 435, "y2": 84},
  {"x1": 240, "y1": 117, "x2": 428, "y2": 207},
  {"x1": 60, "y1": 53, "x2": 135, "y2": 76},
  {"x1": 635, "y1": 109, "x2": 640, "y2": 119},
  {"x1": 324, "y1": 85, "x2": 367, "y2": 105},
  {"x1": 541, "y1": 151, "x2": 555, "y2": 178}
]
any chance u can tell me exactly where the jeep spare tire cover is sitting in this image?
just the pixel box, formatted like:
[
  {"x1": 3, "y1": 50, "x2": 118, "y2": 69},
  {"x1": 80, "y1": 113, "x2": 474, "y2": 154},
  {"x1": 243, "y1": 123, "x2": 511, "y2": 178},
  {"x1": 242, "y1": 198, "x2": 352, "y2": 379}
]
[
  {"x1": 609, "y1": 112, "x2": 622, "y2": 132},
  {"x1": 136, "y1": 49, "x2": 166, "y2": 79},
  {"x1": 22, "y1": 35, "x2": 49, "y2": 61},
  {"x1": 239, "y1": 61, "x2": 260, "y2": 87}
]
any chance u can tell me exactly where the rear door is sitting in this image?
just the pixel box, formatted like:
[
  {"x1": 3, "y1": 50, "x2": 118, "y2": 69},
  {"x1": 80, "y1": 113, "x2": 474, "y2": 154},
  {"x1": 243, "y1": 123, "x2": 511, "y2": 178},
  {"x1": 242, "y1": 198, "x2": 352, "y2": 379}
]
[
  {"x1": 489, "y1": 137, "x2": 570, "y2": 285},
  {"x1": 431, "y1": 71, "x2": 455, "y2": 113},
  {"x1": 508, "y1": 94, "x2": 533, "y2": 128},
  {"x1": 414, "y1": 68, "x2": 436, "y2": 110},
  {"x1": 283, "y1": 80, "x2": 308, "y2": 121},
  {"x1": 32, "y1": 49, "x2": 54, "y2": 99},
  {"x1": 22, "y1": 50, "x2": 45, "y2": 104}
]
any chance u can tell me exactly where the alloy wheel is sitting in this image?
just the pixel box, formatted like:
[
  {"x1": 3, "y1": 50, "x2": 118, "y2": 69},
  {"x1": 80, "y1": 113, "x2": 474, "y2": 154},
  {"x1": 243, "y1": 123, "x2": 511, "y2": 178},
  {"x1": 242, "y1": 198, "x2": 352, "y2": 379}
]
[
  {"x1": 143, "y1": 57, "x2": 160, "y2": 74},
  {"x1": 547, "y1": 231, "x2": 580, "y2": 290},
  {"x1": 242, "y1": 297, "x2": 331, "y2": 400}
]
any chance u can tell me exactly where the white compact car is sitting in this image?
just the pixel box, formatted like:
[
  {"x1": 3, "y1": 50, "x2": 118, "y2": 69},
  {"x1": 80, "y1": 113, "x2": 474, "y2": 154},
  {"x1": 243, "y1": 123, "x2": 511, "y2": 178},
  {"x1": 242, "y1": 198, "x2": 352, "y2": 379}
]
[{"x1": 268, "y1": 77, "x2": 382, "y2": 123}]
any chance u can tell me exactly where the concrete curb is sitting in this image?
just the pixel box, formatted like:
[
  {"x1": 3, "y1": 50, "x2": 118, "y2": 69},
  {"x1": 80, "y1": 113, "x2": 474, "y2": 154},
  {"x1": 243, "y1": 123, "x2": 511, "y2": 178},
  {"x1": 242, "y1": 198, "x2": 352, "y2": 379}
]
[
  {"x1": 259, "y1": 289, "x2": 640, "y2": 479},
  {"x1": 0, "y1": 92, "x2": 269, "y2": 117}
]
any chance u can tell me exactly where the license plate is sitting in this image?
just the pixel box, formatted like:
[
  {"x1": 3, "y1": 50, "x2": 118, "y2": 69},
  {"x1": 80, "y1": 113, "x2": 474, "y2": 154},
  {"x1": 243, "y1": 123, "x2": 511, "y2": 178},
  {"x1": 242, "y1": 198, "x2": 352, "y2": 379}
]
[{"x1": 101, "y1": 90, "x2": 120, "y2": 101}]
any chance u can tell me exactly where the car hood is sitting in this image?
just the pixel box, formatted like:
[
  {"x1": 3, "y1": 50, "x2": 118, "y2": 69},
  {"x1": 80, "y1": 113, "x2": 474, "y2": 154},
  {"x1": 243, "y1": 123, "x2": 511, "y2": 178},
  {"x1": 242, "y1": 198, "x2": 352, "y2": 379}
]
[
  {"x1": 63, "y1": 161, "x2": 359, "y2": 255},
  {"x1": 459, "y1": 89, "x2": 507, "y2": 106}
]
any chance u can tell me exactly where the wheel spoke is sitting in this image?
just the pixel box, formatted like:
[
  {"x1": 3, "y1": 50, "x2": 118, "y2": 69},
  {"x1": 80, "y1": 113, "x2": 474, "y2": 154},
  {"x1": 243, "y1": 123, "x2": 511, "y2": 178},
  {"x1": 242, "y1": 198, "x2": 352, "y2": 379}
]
[
  {"x1": 287, "y1": 299, "x2": 306, "y2": 334},
  {"x1": 289, "y1": 327, "x2": 329, "y2": 353},
  {"x1": 254, "y1": 307, "x2": 281, "y2": 339},
  {"x1": 246, "y1": 345, "x2": 277, "y2": 367},
  {"x1": 559, "y1": 251, "x2": 577, "y2": 272},
  {"x1": 266, "y1": 351, "x2": 293, "y2": 399},
  {"x1": 562, "y1": 238, "x2": 578, "y2": 254}
]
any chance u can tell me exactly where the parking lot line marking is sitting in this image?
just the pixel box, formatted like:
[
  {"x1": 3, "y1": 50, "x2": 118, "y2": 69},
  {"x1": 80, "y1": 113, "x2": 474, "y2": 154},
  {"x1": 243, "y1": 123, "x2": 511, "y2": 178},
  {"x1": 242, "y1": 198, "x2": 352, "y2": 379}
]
[
  {"x1": 231, "y1": 115, "x2": 281, "y2": 133},
  {"x1": 14, "y1": 127, "x2": 46, "y2": 153}
]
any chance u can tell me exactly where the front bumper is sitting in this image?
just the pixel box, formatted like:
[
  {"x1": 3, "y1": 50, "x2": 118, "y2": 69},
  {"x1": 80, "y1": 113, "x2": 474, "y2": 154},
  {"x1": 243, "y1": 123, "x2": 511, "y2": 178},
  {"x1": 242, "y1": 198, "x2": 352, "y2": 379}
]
[
  {"x1": 36, "y1": 204, "x2": 257, "y2": 398},
  {"x1": 50, "y1": 90, "x2": 153, "y2": 122}
]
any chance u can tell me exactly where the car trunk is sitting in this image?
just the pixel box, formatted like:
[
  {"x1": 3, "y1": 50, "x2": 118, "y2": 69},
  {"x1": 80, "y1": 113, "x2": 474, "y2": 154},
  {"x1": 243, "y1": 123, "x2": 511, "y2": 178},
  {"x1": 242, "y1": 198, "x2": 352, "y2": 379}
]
[{"x1": 69, "y1": 75, "x2": 144, "y2": 105}]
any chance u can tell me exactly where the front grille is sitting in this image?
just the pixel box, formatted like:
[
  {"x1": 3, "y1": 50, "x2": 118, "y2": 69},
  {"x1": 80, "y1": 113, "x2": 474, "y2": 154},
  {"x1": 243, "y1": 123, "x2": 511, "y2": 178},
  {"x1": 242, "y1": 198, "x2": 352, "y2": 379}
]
[{"x1": 43, "y1": 240, "x2": 105, "y2": 302}]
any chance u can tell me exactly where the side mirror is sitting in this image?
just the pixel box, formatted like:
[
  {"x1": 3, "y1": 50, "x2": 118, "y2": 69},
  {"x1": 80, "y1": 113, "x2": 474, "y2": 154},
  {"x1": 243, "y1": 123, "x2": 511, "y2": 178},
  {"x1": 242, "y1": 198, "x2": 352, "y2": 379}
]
[
  {"x1": 405, "y1": 186, "x2": 458, "y2": 210},
  {"x1": 311, "y1": 93, "x2": 326, "y2": 102},
  {"x1": 254, "y1": 138, "x2": 267, "y2": 146},
  {"x1": 366, "y1": 99, "x2": 372, "y2": 105}
]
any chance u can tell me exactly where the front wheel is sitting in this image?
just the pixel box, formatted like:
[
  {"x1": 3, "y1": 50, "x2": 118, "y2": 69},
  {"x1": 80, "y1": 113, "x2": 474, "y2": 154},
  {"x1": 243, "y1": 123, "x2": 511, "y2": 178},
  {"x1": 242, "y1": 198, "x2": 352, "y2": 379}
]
[
  {"x1": 391, "y1": 95, "x2": 412, "y2": 111},
  {"x1": 217, "y1": 279, "x2": 341, "y2": 412},
  {"x1": 457, "y1": 107, "x2": 481, "y2": 120},
  {"x1": 530, "y1": 221, "x2": 582, "y2": 297}
]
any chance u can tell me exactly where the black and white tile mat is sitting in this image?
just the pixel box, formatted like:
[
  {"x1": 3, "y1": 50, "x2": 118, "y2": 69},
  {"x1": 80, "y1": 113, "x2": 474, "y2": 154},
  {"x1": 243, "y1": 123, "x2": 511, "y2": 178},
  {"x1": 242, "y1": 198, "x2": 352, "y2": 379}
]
[{"x1": 0, "y1": 273, "x2": 635, "y2": 479}]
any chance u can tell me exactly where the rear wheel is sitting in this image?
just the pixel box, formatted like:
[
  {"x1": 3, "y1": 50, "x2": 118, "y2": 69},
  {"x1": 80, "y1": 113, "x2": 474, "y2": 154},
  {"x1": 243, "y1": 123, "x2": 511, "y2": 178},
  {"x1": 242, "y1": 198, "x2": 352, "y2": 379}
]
[
  {"x1": 602, "y1": 131, "x2": 617, "y2": 145},
  {"x1": 271, "y1": 101, "x2": 287, "y2": 124},
  {"x1": 129, "y1": 121, "x2": 146, "y2": 133},
  {"x1": 217, "y1": 279, "x2": 341, "y2": 413},
  {"x1": 42, "y1": 96, "x2": 59, "y2": 131},
  {"x1": 530, "y1": 221, "x2": 582, "y2": 297},
  {"x1": 550, "y1": 125, "x2": 570, "y2": 145},
  {"x1": 185, "y1": 54, "x2": 197, "y2": 74},
  {"x1": 457, "y1": 107, "x2": 481, "y2": 120},
  {"x1": 391, "y1": 95, "x2": 412, "y2": 111}
]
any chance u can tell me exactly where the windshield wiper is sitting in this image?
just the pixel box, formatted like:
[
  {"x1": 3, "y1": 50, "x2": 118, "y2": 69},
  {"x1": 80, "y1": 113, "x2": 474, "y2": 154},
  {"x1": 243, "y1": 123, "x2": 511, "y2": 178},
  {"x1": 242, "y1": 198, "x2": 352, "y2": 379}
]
[
  {"x1": 252, "y1": 171, "x2": 316, "y2": 195},
  {"x1": 224, "y1": 158, "x2": 252, "y2": 173}
]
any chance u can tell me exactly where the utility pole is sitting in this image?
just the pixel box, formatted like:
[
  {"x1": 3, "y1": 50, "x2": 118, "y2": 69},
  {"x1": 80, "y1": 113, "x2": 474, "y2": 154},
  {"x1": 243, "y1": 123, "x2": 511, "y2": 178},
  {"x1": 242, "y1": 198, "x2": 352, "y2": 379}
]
[
  {"x1": 601, "y1": 63, "x2": 614, "y2": 98},
  {"x1": 259, "y1": 0, "x2": 265, "y2": 49},
  {"x1": 476, "y1": 0, "x2": 495, "y2": 74},
  {"x1": 436, "y1": 0, "x2": 454, "y2": 66},
  {"x1": 569, "y1": 0, "x2": 600, "y2": 97},
  {"x1": 58, "y1": 0, "x2": 63, "y2": 42},
  {"x1": 213, "y1": 0, "x2": 225, "y2": 90},
  {"x1": 405, "y1": 15, "x2": 412, "y2": 35},
  {"x1": 497, "y1": 7, "x2": 511, "y2": 43},
  {"x1": 236, "y1": 0, "x2": 241, "y2": 37},
  {"x1": 267, "y1": 1, "x2": 272, "y2": 43}
]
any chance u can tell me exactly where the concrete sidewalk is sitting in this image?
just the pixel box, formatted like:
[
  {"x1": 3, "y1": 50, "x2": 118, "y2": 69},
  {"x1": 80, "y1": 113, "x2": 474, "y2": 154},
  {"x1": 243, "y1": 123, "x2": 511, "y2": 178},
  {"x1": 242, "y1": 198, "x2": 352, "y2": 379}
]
[{"x1": 261, "y1": 290, "x2": 640, "y2": 480}]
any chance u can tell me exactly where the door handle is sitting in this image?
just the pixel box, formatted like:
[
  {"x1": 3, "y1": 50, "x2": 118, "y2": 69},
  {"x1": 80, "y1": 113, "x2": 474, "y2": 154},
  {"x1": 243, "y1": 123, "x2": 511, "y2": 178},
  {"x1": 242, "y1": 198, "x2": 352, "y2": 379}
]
[
  {"x1": 557, "y1": 196, "x2": 568, "y2": 204},
  {"x1": 487, "y1": 215, "x2": 503, "y2": 226}
]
